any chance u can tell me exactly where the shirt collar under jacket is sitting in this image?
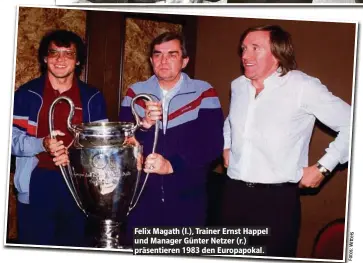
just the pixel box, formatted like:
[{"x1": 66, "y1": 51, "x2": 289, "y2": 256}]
[
  {"x1": 158, "y1": 74, "x2": 184, "y2": 134},
  {"x1": 158, "y1": 73, "x2": 184, "y2": 99}
]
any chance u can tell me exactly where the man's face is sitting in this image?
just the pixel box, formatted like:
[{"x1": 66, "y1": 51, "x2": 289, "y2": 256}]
[
  {"x1": 150, "y1": 39, "x2": 189, "y2": 87},
  {"x1": 45, "y1": 42, "x2": 78, "y2": 79},
  {"x1": 241, "y1": 31, "x2": 279, "y2": 83}
]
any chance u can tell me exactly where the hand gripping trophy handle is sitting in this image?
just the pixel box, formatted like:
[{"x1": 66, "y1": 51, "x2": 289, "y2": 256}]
[
  {"x1": 128, "y1": 94, "x2": 159, "y2": 212},
  {"x1": 48, "y1": 96, "x2": 86, "y2": 215}
]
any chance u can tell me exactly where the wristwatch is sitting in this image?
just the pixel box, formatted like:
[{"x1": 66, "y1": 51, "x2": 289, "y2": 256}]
[{"x1": 317, "y1": 162, "x2": 331, "y2": 177}]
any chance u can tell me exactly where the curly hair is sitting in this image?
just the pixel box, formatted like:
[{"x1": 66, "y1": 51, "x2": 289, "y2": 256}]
[{"x1": 38, "y1": 29, "x2": 86, "y2": 77}]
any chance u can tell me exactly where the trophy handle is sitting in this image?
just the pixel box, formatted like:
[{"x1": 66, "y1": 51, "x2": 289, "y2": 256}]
[
  {"x1": 128, "y1": 94, "x2": 159, "y2": 212},
  {"x1": 48, "y1": 96, "x2": 87, "y2": 215}
]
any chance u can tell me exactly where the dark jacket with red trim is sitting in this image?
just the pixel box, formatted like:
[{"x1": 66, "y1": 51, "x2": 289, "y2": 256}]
[
  {"x1": 12, "y1": 74, "x2": 108, "y2": 204},
  {"x1": 119, "y1": 73, "x2": 224, "y2": 232}
]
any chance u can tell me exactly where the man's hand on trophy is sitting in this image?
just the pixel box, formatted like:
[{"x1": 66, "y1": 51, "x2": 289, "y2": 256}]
[
  {"x1": 53, "y1": 149, "x2": 70, "y2": 167},
  {"x1": 144, "y1": 153, "x2": 173, "y2": 175},
  {"x1": 142, "y1": 101, "x2": 162, "y2": 129},
  {"x1": 43, "y1": 130, "x2": 66, "y2": 156}
]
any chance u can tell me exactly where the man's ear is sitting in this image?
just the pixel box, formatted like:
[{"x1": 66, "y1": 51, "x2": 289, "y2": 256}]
[
  {"x1": 149, "y1": 57, "x2": 153, "y2": 66},
  {"x1": 182, "y1": 56, "x2": 189, "y2": 69}
]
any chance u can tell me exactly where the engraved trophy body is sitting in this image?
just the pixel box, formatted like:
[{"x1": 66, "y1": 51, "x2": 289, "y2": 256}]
[{"x1": 48, "y1": 94, "x2": 157, "y2": 249}]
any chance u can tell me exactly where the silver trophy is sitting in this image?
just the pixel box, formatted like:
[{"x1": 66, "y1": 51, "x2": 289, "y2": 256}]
[{"x1": 48, "y1": 94, "x2": 158, "y2": 249}]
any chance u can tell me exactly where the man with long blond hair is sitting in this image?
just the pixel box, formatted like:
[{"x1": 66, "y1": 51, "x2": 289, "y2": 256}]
[{"x1": 222, "y1": 25, "x2": 351, "y2": 257}]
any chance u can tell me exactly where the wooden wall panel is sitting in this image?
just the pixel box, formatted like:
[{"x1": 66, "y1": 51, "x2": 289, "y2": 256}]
[{"x1": 86, "y1": 11, "x2": 123, "y2": 122}]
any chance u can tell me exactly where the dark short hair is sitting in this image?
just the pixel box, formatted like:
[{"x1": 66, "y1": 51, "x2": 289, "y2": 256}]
[
  {"x1": 38, "y1": 29, "x2": 86, "y2": 76},
  {"x1": 150, "y1": 32, "x2": 188, "y2": 58},
  {"x1": 239, "y1": 25, "x2": 297, "y2": 76}
]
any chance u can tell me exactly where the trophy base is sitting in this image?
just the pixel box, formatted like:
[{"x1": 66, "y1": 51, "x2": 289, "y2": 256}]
[{"x1": 95, "y1": 219, "x2": 121, "y2": 249}]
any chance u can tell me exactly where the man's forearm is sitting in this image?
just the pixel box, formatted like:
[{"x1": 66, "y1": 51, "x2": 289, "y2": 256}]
[{"x1": 12, "y1": 127, "x2": 45, "y2": 157}]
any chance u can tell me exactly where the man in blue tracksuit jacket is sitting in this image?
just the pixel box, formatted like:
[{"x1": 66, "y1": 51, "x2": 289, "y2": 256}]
[
  {"x1": 12, "y1": 30, "x2": 107, "y2": 246},
  {"x1": 119, "y1": 32, "x2": 224, "y2": 245}
]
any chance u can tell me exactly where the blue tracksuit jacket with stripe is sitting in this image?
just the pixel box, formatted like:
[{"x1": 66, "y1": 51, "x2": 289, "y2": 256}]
[
  {"x1": 12, "y1": 75, "x2": 108, "y2": 204},
  {"x1": 119, "y1": 73, "x2": 224, "y2": 232}
]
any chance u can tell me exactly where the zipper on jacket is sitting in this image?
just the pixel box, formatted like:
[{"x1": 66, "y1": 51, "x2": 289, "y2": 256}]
[{"x1": 161, "y1": 177, "x2": 165, "y2": 203}]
